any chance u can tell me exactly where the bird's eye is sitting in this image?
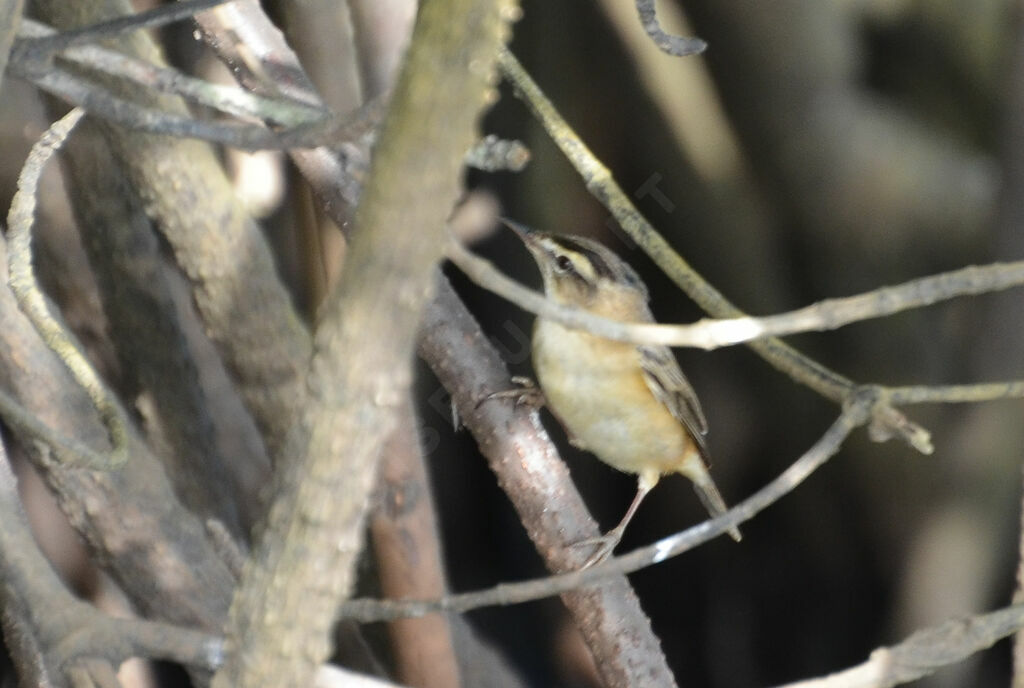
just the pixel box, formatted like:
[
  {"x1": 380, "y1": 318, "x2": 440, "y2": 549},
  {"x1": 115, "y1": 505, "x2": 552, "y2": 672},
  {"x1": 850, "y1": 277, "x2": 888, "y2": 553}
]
[{"x1": 555, "y1": 255, "x2": 573, "y2": 273}]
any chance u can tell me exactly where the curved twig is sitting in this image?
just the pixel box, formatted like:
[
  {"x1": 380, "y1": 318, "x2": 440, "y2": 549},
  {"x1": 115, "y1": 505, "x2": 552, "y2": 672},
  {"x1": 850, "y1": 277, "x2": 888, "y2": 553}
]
[
  {"x1": 496, "y1": 48, "x2": 934, "y2": 454},
  {"x1": 634, "y1": 0, "x2": 706, "y2": 56},
  {"x1": 5, "y1": 107, "x2": 127, "y2": 469}
]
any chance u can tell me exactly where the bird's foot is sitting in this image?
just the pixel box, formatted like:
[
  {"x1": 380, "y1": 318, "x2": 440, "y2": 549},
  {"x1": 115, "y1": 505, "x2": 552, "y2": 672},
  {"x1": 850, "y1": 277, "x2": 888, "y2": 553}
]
[
  {"x1": 572, "y1": 526, "x2": 625, "y2": 570},
  {"x1": 475, "y1": 376, "x2": 546, "y2": 410}
]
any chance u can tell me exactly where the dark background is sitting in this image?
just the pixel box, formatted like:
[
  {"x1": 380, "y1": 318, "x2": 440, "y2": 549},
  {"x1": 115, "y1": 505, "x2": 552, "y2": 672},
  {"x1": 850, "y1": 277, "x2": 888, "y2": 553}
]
[
  {"x1": 432, "y1": 1, "x2": 1022, "y2": 686},
  {"x1": 0, "y1": 1, "x2": 1020, "y2": 686}
]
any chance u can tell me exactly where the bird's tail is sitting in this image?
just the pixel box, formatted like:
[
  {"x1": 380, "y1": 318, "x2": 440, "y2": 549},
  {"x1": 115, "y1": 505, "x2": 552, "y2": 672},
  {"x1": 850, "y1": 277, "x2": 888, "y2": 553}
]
[{"x1": 691, "y1": 471, "x2": 742, "y2": 542}]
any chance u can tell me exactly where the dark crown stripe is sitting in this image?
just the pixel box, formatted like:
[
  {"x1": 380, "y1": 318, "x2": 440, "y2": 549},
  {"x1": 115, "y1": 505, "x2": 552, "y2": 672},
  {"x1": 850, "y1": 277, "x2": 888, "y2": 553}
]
[{"x1": 549, "y1": 237, "x2": 617, "y2": 281}]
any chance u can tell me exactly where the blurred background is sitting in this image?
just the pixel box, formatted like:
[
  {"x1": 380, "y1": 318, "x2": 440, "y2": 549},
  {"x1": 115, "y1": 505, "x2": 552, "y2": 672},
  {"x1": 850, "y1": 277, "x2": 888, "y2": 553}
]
[
  {"x1": 1, "y1": 0, "x2": 1022, "y2": 686},
  {"x1": 437, "y1": 1, "x2": 1022, "y2": 686}
]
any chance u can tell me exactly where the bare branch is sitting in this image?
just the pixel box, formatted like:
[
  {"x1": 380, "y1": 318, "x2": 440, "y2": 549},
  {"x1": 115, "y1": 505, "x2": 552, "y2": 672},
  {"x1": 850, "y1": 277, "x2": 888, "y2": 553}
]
[
  {"x1": 9, "y1": 22, "x2": 384, "y2": 151},
  {"x1": 634, "y1": 0, "x2": 706, "y2": 56},
  {"x1": 339, "y1": 381, "x2": 871, "y2": 623},
  {"x1": 13, "y1": 0, "x2": 233, "y2": 58},
  {"x1": 496, "y1": 46, "x2": 849, "y2": 400},
  {"x1": 449, "y1": 236, "x2": 1024, "y2": 350},
  {"x1": 414, "y1": 276, "x2": 681, "y2": 687},
  {"x1": 773, "y1": 603, "x2": 1024, "y2": 688},
  {"x1": 191, "y1": 0, "x2": 369, "y2": 213},
  {"x1": 17, "y1": 19, "x2": 327, "y2": 126},
  {"x1": 0, "y1": 438, "x2": 224, "y2": 683},
  {"x1": 33, "y1": 0, "x2": 313, "y2": 465},
  {"x1": 5, "y1": 107, "x2": 127, "y2": 469},
  {"x1": 0, "y1": 228, "x2": 235, "y2": 633},
  {"x1": 211, "y1": 0, "x2": 515, "y2": 685},
  {"x1": 885, "y1": 381, "x2": 1024, "y2": 406},
  {"x1": 369, "y1": 400, "x2": 462, "y2": 688},
  {"x1": 0, "y1": 389, "x2": 112, "y2": 469},
  {"x1": 496, "y1": 48, "x2": 934, "y2": 453}
]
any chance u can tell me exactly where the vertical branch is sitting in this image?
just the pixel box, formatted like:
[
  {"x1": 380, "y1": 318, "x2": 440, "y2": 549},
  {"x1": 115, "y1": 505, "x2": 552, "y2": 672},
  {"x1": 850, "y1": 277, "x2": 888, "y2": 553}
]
[
  {"x1": 996, "y1": 11, "x2": 1024, "y2": 688},
  {"x1": 33, "y1": 0, "x2": 313, "y2": 466},
  {"x1": 212, "y1": 1, "x2": 516, "y2": 686},
  {"x1": 417, "y1": 277, "x2": 682, "y2": 688},
  {"x1": 1016, "y1": 467, "x2": 1024, "y2": 688},
  {"x1": 0, "y1": 234, "x2": 235, "y2": 632},
  {"x1": 369, "y1": 400, "x2": 461, "y2": 688},
  {"x1": 0, "y1": 0, "x2": 22, "y2": 87},
  {"x1": 57, "y1": 115, "x2": 248, "y2": 535},
  {"x1": 6, "y1": 108, "x2": 128, "y2": 469}
]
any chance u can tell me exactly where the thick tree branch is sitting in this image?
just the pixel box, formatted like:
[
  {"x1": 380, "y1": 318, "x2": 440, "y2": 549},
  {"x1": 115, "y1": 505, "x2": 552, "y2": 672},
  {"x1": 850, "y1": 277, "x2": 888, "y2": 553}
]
[
  {"x1": 341, "y1": 390, "x2": 869, "y2": 622},
  {"x1": 369, "y1": 400, "x2": 462, "y2": 688},
  {"x1": 54, "y1": 113, "x2": 248, "y2": 534},
  {"x1": 33, "y1": 0, "x2": 313, "y2": 466},
  {"x1": 0, "y1": 427, "x2": 224, "y2": 686},
  {"x1": 411, "y1": 275, "x2": 681, "y2": 688},
  {"x1": 0, "y1": 0, "x2": 21, "y2": 88},
  {"x1": 211, "y1": 1, "x2": 515, "y2": 685},
  {"x1": 0, "y1": 240, "x2": 234, "y2": 635}
]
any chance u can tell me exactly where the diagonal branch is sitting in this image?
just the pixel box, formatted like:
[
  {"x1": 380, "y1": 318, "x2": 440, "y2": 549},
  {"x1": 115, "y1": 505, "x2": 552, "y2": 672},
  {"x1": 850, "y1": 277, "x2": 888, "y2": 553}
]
[
  {"x1": 413, "y1": 275, "x2": 682, "y2": 687},
  {"x1": 497, "y1": 48, "x2": 933, "y2": 454},
  {"x1": 32, "y1": 0, "x2": 313, "y2": 466},
  {"x1": 772, "y1": 602, "x2": 1024, "y2": 688},
  {"x1": 211, "y1": 1, "x2": 515, "y2": 685},
  {"x1": 340, "y1": 393, "x2": 870, "y2": 622}
]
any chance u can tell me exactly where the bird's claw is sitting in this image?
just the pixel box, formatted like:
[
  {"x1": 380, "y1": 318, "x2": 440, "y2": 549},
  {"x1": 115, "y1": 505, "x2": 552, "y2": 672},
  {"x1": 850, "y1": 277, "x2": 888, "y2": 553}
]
[
  {"x1": 475, "y1": 376, "x2": 547, "y2": 410},
  {"x1": 572, "y1": 528, "x2": 625, "y2": 570}
]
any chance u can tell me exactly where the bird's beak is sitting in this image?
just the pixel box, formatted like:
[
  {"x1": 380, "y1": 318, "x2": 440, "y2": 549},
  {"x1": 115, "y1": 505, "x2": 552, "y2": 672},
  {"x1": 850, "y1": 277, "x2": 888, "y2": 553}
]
[{"x1": 498, "y1": 217, "x2": 537, "y2": 247}]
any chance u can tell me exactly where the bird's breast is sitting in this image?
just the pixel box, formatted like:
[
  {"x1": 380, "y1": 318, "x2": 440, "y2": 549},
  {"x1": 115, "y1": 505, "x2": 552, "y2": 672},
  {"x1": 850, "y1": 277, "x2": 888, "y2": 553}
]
[{"x1": 532, "y1": 320, "x2": 690, "y2": 476}]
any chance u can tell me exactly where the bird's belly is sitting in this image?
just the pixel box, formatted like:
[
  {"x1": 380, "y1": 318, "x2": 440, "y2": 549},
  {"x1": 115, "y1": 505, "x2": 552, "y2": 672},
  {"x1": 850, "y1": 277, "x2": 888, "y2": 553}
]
[{"x1": 533, "y1": 322, "x2": 688, "y2": 476}]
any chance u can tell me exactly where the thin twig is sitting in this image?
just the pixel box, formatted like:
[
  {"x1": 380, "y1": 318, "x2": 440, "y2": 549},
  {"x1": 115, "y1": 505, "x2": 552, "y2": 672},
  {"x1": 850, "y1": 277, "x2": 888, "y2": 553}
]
[
  {"x1": 634, "y1": 0, "x2": 706, "y2": 56},
  {"x1": 340, "y1": 394, "x2": 871, "y2": 622},
  {"x1": 497, "y1": 47, "x2": 849, "y2": 400},
  {"x1": 17, "y1": 19, "x2": 327, "y2": 126},
  {"x1": 11, "y1": 20, "x2": 388, "y2": 151},
  {"x1": 449, "y1": 237, "x2": 1024, "y2": 350},
  {"x1": 12, "y1": 62, "x2": 348, "y2": 151},
  {"x1": 13, "y1": 0, "x2": 235, "y2": 59},
  {"x1": 885, "y1": 381, "x2": 1024, "y2": 405},
  {"x1": 496, "y1": 48, "x2": 935, "y2": 453},
  {"x1": 5, "y1": 107, "x2": 127, "y2": 469},
  {"x1": 772, "y1": 603, "x2": 1024, "y2": 688},
  {"x1": 192, "y1": 0, "x2": 369, "y2": 211}
]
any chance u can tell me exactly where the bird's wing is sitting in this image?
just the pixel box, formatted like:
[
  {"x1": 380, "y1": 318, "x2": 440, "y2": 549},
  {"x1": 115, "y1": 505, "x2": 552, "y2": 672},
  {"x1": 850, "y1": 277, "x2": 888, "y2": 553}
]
[{"x1": 637, "y1": 344, "x2": 710, "y2": 458}]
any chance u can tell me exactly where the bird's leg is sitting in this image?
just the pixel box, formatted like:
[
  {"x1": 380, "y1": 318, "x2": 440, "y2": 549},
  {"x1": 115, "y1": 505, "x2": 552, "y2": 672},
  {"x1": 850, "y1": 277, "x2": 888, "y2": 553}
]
[
  {"x1": 576, "y1": 475, "x2": 656, "y2": 569},
  {"x1": 475, "y1": 376, "x2": 546, "y2": 409}
]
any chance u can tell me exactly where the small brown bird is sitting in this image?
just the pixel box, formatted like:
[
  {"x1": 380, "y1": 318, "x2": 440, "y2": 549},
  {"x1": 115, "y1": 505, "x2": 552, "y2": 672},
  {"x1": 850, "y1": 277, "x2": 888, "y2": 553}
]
[{"x1": 508, "y1": 221, "x2": 741, "y2": 563}]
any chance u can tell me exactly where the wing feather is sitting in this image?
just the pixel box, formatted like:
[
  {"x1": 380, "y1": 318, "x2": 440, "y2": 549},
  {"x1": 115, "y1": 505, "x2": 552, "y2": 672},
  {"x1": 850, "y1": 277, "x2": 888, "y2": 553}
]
[{"x1": 637, "y1": 344, "x2": 709, "y2": 458}]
